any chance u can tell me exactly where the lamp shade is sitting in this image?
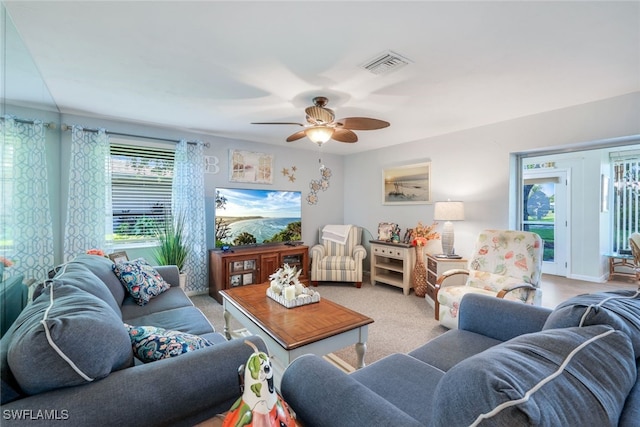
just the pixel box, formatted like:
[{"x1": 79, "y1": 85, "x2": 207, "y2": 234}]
[
  {"x1": 305, "y1": 126, "x2": 334, "y2": 145},
  {"x1": 434, "y1": 201, "x2": 465, "y2": 221}
]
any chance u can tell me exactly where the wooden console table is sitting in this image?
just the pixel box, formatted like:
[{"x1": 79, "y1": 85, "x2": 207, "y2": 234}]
[{"x1": 208, "y1": 244, "x2": 308, "y2": 303}]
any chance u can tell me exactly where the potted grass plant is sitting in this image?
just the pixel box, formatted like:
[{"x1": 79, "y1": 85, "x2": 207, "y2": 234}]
[{"x1": 154, "y1": 212, "x2": 189, "y2": 289}]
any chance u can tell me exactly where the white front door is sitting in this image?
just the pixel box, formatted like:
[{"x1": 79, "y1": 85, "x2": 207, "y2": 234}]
[{"x1": 521, "y1": 170, "x2": 569, "y2": 276}]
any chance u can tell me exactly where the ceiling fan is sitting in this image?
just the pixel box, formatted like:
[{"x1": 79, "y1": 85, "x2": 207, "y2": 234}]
[{"x1": 251, "y1": 96, "x2": 390, "y2": 145}]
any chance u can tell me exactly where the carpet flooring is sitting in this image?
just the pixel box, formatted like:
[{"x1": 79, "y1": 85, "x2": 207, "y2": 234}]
[{"x1": 190, "y1": 279, "x2": 447, "y2": 369}]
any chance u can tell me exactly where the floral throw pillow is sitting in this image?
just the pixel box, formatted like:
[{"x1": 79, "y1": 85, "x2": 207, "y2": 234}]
[
  {"x1": 112, "y1": 258, "x2": 171, "y2": 306},
  {"x1": 124, "y1": 324, "x2": 213, "y2": 363}
]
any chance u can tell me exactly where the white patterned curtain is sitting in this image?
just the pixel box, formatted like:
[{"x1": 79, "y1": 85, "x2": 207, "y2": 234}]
[
  {"x1": 0, "y1": 117, "x2": 54, "y2": 281},
  {"x1": 172, "y1": 140, "x2": 206, "y2": 292},
  {"x1": 63, "y1": 126, "x2": 112, "y2": 261}
]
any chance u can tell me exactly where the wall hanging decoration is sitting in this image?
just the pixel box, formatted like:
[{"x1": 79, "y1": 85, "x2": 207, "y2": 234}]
[
  {"x1": 306, "y1": 165, "x2": 332, "y2": 205},
  {"x1": 204, "y1": 155, "x2": 220, "y2": 174},
  {"x1": 382, "y1": 162, "x2": 431, "y2": 205},
  {"x1": 281, "y1": 166, "x2": 297, "y2": 182},
  {"x1": 229, "y1": 150, "x2": 273, "y2": 184}
]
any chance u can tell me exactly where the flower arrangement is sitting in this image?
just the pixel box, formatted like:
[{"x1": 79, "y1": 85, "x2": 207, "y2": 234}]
[
  {"x1": 86, "y1": 248, "x2": 106, "y2": 257},
  {"x1": 412, "y1": 222, "x2": 440, "y2": 247},
  {"x1": 0, "y1": 257, "x2": 13, "y2": 280},
  {"x1": 267, "y1": 264, "x2": 319, "y2": 308}
]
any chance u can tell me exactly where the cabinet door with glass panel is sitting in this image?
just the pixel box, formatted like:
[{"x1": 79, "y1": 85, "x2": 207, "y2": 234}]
[{"x1": 227, "y1": 256, "x2": 259, "y2": 288}]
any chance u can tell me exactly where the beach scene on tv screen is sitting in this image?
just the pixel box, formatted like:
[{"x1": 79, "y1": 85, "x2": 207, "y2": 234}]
[{"x1": 215, "y1": 188, "x2": 302, "y2": 246}]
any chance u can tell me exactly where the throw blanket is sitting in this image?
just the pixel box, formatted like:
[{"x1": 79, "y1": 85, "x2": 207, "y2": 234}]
[{"x1": 322, "y1": 225, "x2": 353, "y2": 245}]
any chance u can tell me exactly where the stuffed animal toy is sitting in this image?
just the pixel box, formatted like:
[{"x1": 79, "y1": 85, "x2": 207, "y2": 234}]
[{"x1": 223, "y1": 340, "x2": 295, "y2": 427}]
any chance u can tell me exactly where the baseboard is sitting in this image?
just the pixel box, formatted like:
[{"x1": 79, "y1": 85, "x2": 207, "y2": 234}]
[
  {"x1": 185, "y1": 289, "x2": 208, "y2": 297},
  {"x1": 567, "y1": 273, "x2": 606, "y2": 283}
]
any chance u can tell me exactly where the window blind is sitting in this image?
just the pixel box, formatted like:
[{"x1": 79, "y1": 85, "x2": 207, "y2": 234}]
[{"x1": 109, "y1": 142, "x2": 175, "y2": 242}]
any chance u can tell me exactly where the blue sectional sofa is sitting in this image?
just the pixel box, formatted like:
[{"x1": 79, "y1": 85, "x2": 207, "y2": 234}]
[
  {"x1": 281, "y1": 291, "x2": 640, "y2": 426},
  {"x1": 1, "y1": 254, "x2": 266, "y2": 426}
]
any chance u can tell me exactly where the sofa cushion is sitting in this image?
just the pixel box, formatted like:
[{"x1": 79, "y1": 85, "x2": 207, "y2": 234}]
[
  {"x1": 120, "y1": 286, "x2": 194, "y2": 320},
  {"x1": 408, "y1": 329, "x2": 501, "y2": 372},
  {"x1": 124, "y1": 306, "x2": 215, "y2": 336},
  {"x1": 66, "y1": 254, "x2": 126, "y2": 305},
  {"x1": 7, "y1": 283, "x2": 133, "y2": 395},
  {"x1": 350, "y1": 353, "x2": 445, "y2": 424},
  {"x1": 51, "y1": 262, "x2": 121, "y2": 316},
  {"x1": 431, "y1": 325, "x2": 636, "y2": 426},
  {"x1": 1, "y1": 330, "x2": 24, "y2": 404},
  {"x1": 620, "y1": 358, "x2": 640, "y2": 427},
  {"x1": 112, "y1": 258, "x2": 171, "y2": 306},
  {"x1": 124, "y1": 324, "x2": 213, "y2": 363},
  {"x1": 543, "y1": 290, "x2": 640, "y2": 354}
]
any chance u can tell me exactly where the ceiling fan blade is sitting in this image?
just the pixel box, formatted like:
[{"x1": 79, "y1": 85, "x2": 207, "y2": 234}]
[
  {"x1": 305, "y1": 106, "x2": 335, "y2": 124},
  {"x1": 336, "y1": 117, "x2": 390, "y2": 130},
  {"x1": 286, "y1": 130, "x2": 307, "y2": 142},
  {"x1": 332, "y1": 128, "x2": 358, "y2": 143},
  {"x1": 251, "y1": 122, "x2": 304, "y2": 126}
]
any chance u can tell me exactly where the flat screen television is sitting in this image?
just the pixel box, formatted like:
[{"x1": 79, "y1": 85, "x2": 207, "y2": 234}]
[{"x1": 215, "y1": 187, "x2": 302, "y2": 247}]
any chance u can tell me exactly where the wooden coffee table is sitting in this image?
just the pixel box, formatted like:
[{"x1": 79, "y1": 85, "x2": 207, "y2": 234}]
[{"x1": 220, "y1": 283, "x2": 373, "y2": 387}]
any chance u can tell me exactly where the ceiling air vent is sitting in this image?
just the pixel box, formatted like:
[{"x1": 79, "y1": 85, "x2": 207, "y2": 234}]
[{"x1": 361, "y1": 50, "x2": 412, "y2": 75}]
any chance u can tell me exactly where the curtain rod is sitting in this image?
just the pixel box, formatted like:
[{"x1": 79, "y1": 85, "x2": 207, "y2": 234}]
[
  {"x1": 60, "y1": 123, "x2": 210, "y2": 147},
  {"x1": 1, "y1": 116, "x2": 56, "y2": 129}
]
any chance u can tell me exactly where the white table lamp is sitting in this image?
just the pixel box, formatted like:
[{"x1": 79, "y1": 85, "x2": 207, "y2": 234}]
[{"x1": 434, "y1": 201, "x2": 465, "y2": 256}]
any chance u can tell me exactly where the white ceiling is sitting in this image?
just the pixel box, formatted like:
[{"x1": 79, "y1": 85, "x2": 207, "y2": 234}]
[{"x1": 4, "y1": 1, "x2": 640, "y2": 155}]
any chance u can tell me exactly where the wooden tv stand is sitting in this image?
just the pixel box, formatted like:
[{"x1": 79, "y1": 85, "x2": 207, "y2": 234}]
[{"x1": 208, "y1": 244, "x2": 309, "y2": 303}]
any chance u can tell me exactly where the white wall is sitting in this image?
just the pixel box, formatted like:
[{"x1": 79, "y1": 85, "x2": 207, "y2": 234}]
[{"x1": 343, "y1": 92, "x2": 640, "y2": 280}]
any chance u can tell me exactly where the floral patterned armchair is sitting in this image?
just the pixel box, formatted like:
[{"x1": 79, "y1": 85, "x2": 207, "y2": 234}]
[
  {"x1": 435, "y1": 229, "x2": 543, "y2": 329},
  {"x1": 310, "y1": 225, "x2": 366, "y2": 288}
]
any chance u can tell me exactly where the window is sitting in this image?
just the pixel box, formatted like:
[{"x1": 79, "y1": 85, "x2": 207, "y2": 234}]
[
  {"x1": 109, "y1": 140, "x2": 175, "y2": 243},
  {"x1": 612, "y1": 152, "x2": 640, "y2": 253}
]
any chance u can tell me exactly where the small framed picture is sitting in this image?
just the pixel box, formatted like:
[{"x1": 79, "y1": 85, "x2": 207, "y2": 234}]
[
  {"x1": 378, "y1": 222, "x2": 397, "y2": 241},
  {"x1": 242, "y1": 273, "x2": 254, "y2": 285},
  {"x1": 243, "y1": 260, "x2": 255, "y2": 270},
  {"x1": 230, "y1": 275, "x2": 241, "y2": 287},
  {"x1": 232, "y1": 261, "x2": 244, "y2": 272},
  {"x1": 109, "y1": 251, "x2": 129, "y2": 264},
  {"x1": 403, "y1": 228, "x2": 414, "y2": 244}
]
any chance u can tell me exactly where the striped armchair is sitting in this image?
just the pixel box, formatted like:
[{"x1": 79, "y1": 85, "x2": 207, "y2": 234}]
[{"x1": 310, "y1": 225, "x2": 367, "y2": 288}]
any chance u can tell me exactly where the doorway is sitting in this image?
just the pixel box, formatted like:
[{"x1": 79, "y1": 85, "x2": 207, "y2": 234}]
[{"x1": 521, "y1": 169, "x2": 569, "y2": 276}]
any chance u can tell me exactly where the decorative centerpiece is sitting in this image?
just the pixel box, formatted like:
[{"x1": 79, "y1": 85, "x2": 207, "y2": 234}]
[
  {"x1": 266, "y1": 264, "x2": 320, "y2": 308},
  {"x1": 411, "y1": 222, "x2": 440, "y2": 297}
]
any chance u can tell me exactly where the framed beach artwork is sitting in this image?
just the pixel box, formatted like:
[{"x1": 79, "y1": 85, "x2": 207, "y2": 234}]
[
  {"x1": 229, "y1": 149, "x2": 273, "y2": 184},
  {"x1": 382, "y1": 162, "x2": 431, "y2": 205}
]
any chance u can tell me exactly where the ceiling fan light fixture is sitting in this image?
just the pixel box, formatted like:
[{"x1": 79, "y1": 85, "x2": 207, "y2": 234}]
[{"x1": 305, "y1": 126, "x2": 334, "y2": 145}]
